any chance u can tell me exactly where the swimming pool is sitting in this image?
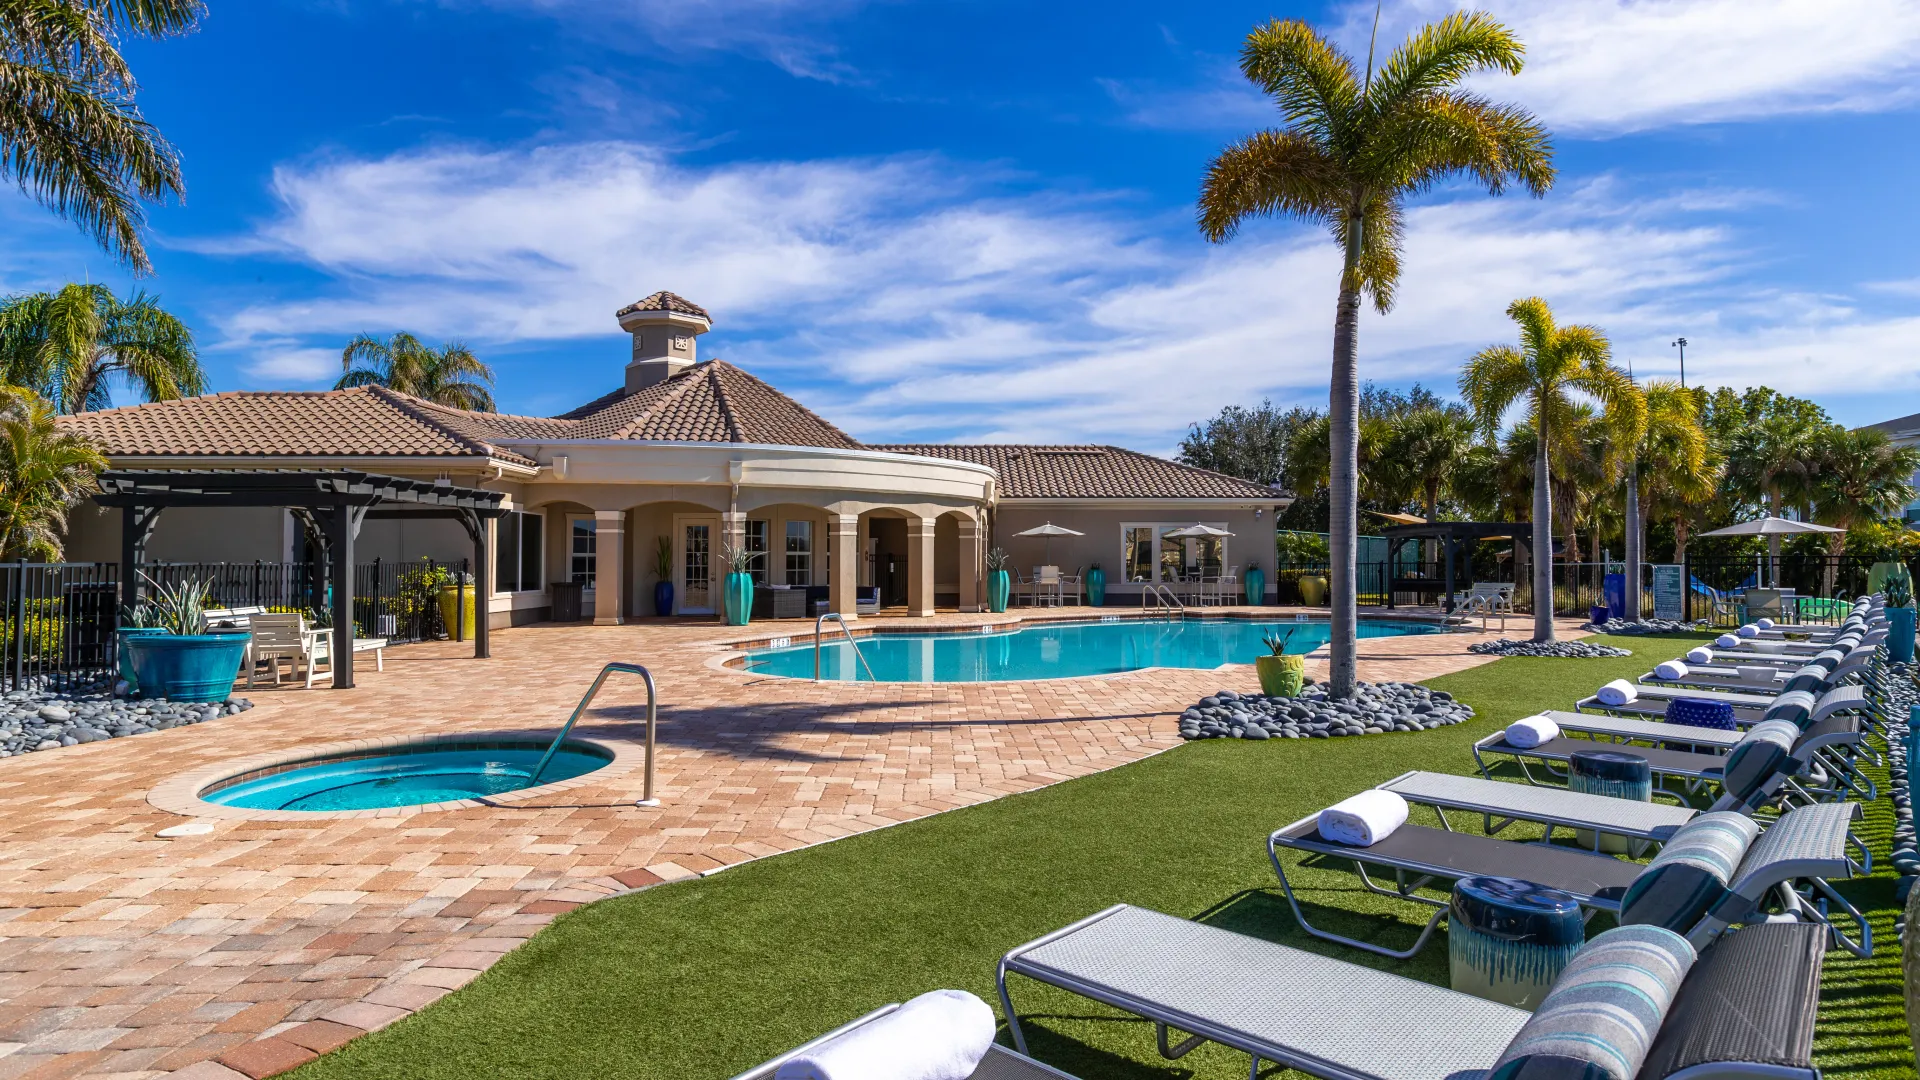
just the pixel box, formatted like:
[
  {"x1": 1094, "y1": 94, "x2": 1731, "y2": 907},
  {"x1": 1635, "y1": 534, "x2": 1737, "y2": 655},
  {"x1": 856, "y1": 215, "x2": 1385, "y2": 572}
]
[
  {"x1": 201, "y1": 745, "x2": 611, "y2": 811},
  {"x1": 741, "y1": 617, "x2": 1439, "y2": 682}
]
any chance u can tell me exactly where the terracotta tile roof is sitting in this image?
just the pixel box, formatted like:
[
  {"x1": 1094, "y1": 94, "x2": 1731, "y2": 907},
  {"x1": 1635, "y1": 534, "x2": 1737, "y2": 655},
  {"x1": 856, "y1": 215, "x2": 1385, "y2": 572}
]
[
  {"x1": 563, "y1": 361, "x2": 863, "y2": 449},
  {"x1": 872, "y1": 444, "x2": 1286, "y2": 500},
  {"x1": 614, "y1": 291, "x2": 710, "y2": 320},
  {"x1": 57, "y1": 386, "x2": 539, "y2": 466}
]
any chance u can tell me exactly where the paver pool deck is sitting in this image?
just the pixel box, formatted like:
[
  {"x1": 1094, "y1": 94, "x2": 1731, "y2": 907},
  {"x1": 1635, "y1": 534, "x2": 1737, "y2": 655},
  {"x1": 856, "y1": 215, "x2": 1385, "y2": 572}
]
[{"x1": 0, "y1": 609, "x2": 1592, "y2": 1079}]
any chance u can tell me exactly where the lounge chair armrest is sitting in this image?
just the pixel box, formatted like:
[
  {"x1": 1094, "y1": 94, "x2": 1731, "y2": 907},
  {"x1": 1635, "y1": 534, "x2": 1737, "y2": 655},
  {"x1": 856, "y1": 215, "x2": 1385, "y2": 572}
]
[{"x1": 1723, "y1": 802, "x2": 1860, "y2": 908}]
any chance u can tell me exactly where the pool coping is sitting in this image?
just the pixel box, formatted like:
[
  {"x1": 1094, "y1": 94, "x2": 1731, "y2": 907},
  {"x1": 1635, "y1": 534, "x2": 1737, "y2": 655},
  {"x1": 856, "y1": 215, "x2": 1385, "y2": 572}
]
[
  {"x1": 702, "y1": 609, "x2": 1457, "y2": 684},
  {"x1": 147, "y1": 729, "x2": 648, "y2": 822}
]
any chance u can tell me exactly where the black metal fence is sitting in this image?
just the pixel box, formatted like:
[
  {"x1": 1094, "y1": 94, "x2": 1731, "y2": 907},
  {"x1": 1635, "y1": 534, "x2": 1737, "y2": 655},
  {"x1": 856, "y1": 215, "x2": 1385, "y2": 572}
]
[
  {"x1": 1683, "y1": 554, "x2": 1920, "y2": 626},
  {"x1": 0, "y1": 558, "x2": 477, "y2": 692}
]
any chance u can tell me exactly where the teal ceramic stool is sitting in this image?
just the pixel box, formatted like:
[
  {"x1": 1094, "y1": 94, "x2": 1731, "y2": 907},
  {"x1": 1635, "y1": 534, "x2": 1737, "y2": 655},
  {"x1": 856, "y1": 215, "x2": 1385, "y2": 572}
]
[
  {"x1": 1568, "y1": 749, "x2": 1652, "y2": 853},
  {"x1": 1448, "y1": 876, "x2": 1584, "y2": 1010}
]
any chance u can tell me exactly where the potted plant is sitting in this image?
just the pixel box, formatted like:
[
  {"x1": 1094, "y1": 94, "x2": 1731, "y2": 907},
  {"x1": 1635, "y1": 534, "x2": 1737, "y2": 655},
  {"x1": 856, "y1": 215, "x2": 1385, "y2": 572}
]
[
  {"x1": 721, "y1": 543, "x2": 754, "y2": 626},
  {"x1": 1255, "y1": 629, "x2": 1304, "y2": 697},
  {"x1": 1243, "y1": 559, "x2": 1266, "y2": 606},
  {"x1": 1298, "y1": 573, "x2": 1328, "y2": 607},
  {"x1": 116, "y1": 603, "x2": 171, "y2": 695},
  {"x1": 1885, "y1": 564, "x2": 1916, "y2": 663},
  {"x1": 124, "y1": 577, "x2": 251, "y2": 702},
  {"x1": 984, "y1": 548, "x2": 1011, "y2": 613},
  {"x1": 1085, "y1": 562, "x2": 1106, "y2": 607},
  {"x1": 437, "y1": 570, "x2": 478, "y2": 639},
  {"x1": 653, "y1": 536, "x2": 675, "y2": 616}
]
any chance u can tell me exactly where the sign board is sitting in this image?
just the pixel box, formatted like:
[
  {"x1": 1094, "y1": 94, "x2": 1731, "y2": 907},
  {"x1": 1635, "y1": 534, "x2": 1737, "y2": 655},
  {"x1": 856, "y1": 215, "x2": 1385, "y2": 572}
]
[{"x1": 1652, "y1": 564, "x2": 1684, "y2": 621}]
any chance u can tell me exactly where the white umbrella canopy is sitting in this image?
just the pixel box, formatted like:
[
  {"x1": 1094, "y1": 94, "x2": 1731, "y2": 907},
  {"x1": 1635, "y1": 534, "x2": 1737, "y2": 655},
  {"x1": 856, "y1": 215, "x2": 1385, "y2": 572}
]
[
  {"x1": 1697, "y1": 515, "x2": 1843, "y2": 538},
  {"x1": 1161, "y1": 524, "x2": 1235, "y2": 538},
  {"x1": 1012, "y1": 521, "x2": 1084, "y2": 565}
]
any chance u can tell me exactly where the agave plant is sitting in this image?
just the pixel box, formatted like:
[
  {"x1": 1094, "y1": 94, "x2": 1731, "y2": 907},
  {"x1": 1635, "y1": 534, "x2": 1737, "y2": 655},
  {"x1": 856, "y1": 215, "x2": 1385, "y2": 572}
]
[
  {"x1": 1885, "y1": 564, "x2": 1913, "y2": 609},
  {"x1": 138, "y1": 574, "x2": 213, "y2": 635},
  {"x1": 720, "y1": 541, "x2": 757, "y2": 576},
  {"x1": 985, "y1": 547, "x2": 1009, "y2": 573},
  {"x1": 1261, "y1": 628, "x2": 1298, "y2": 656}
]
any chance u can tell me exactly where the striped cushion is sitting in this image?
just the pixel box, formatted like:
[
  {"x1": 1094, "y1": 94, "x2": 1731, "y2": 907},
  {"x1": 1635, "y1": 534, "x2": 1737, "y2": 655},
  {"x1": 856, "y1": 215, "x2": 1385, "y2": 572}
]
[
  {"x1": 1780, "y1": 664, "x2": 1830, "y2": 695},
  {"x1": 1761, "y1": 692, "x2": 1817, "y2": 728},
  {"x1": 1722, "y1": 720, "x2": 1802, "y2": 803},
  {"x1": 1618, "y1": 813, "x2": 1760, "y2": 931},
  {"x1": 1664, "y1": 697, "x2": 1736, "y2": 731},
  {"x1": 1489, "y1": 924, "x2": 1697, "y2": 1080}
]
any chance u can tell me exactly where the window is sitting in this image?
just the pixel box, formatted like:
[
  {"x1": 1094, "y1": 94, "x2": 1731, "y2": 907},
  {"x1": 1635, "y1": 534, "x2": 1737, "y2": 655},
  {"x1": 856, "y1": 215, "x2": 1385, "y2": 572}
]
[
  {"x1": 494, "y1": 511, "x2": 545, "y2": 593},
  {"x1": 745, "y1": 519, "x2": 771, "y2": 584},
  {"x1": 1122, "y1": 522, "x2": 1229, "y2": 583},
  {"x1": 785, "y1": 520, "x2": 814, "y2": 585},
  {"x1": 570, "y1": 518, "x2": 597, "y2": 589}
]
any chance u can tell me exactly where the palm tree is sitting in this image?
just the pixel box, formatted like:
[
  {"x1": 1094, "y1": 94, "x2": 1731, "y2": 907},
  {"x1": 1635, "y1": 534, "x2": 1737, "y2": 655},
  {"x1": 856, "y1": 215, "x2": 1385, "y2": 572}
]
[
  {"x1": 1460, "y1": 298, "x2": 1642, "y2": 642},
  {"x1": 1730, "y1": 414, "x2": 1815, "y2": 571},
  {"x1": 0, "y1": 0, "x2": 204, "y2": 273},
  {"x1": 1812, "y1": 426, "x2": 1919, "y2": 559},
  {"x1": 336, "y1": 333, "x2": 496, "y2": 412},
  {"x1": 1197, "y1": 12, "x2": 1553, "y2": 697},
  {"x1": 1621, "y1": 380, "x2": 1709, "y2": 617},
  {"x1": 0, "y1": 282, "x2": 204, "y2": 412},
  {"x1": 1384, "y1": 406, "x2": 1475, "y2": 525},
  {"x1": 0, "y1": 386, "x2": 106, "y2": 558}
]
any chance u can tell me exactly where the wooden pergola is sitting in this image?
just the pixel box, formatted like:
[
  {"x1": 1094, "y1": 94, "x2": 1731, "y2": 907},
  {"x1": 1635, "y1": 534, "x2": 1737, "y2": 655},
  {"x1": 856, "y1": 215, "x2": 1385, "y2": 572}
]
[{"x1": 94, "y1": 470, "x2": 507, "y2": 689}]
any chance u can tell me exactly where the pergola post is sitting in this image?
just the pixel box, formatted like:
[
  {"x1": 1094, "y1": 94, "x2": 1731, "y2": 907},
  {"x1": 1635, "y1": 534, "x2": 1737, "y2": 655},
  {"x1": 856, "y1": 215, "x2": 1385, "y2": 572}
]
[
  {"x1": 1442, "y1": 537, "x2": 1457, "y2": 614},
  {"x1": 327, "y1": 505, "x2": 359, "y2": 690},
  {"x1": 118, "y1": 506, "x2": 161, "y2": 612},
  {"x1": 460, "y1": 509, "x2": 492, "y2": 660}
]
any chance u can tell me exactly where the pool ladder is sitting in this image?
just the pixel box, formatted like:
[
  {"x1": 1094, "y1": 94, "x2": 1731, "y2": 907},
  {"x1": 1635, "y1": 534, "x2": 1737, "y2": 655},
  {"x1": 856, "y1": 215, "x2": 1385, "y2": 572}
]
[
  {"x1": 1140, "y1": 584, "x2": 1184, "y2": 620},
  {"x1": 528, "y1": 661, "x2": 660, "y2": 806},
  {"x1": 814, "y1": 613, "x2": 878, "y2": 681}
]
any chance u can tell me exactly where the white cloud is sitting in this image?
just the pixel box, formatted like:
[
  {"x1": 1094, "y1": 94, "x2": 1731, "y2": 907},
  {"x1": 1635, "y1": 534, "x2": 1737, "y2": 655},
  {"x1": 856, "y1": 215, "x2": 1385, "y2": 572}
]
[
  {"x1": 1349, "y1": 0, "x2": 1920, "y2": 134},
  {"x1": 202, "y1": 141, "x2": 1919, "y2": 446}
]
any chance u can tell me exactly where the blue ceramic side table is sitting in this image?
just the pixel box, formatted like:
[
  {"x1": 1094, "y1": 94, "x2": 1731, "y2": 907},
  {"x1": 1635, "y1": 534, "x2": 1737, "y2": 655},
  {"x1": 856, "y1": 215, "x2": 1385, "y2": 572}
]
[
  {"x1": 1568, "y1": 749, "x2": 1652, "y2": 853},
  {"x1": 1448, "y1": 875, "x2": 1584, "y2": 1009}
]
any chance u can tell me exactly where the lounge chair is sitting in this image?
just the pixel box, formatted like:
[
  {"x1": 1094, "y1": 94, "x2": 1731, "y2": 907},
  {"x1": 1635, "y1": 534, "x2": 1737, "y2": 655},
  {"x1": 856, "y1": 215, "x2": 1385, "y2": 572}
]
[
  {"x1": 729, "y1": 1004, "x2": 1076, "y2": 1080},
  {"x1": 1265, "y1": 798, "x2": 1867, "y2": 958},
  {"x1": 1575, "y1": 682, "x2": 1876, "y2": 729},
  {"x1": 1000, "y1": 910, "x2": 1828, "y2": 1080}
]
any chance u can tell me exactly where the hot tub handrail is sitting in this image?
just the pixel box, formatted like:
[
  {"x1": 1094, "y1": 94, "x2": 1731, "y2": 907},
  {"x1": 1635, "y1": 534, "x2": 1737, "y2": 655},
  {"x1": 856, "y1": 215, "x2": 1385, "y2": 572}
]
[
  {"x1": 814, "y1": 613, "x2": 877, "y2": 682},
  {"x1": 529, "y1": 661, "x2": 659, "y2": 806}
]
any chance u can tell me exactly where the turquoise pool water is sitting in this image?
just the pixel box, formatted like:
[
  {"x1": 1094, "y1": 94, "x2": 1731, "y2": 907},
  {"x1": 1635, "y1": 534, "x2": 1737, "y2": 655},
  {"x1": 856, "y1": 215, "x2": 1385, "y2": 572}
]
[
  {"x1": 742, "y1": 617, "x2": 1438, "y2": 682},
  {"x1": 202, "y1": 746, "x2": 611, "y2": 811}
]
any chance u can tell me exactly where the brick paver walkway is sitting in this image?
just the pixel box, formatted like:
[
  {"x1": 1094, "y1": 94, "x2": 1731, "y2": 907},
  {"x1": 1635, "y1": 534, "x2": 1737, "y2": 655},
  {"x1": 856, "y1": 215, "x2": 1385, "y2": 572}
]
[{"x1": 0, "y1": 610, "x2": 1587, "y2": 1078}]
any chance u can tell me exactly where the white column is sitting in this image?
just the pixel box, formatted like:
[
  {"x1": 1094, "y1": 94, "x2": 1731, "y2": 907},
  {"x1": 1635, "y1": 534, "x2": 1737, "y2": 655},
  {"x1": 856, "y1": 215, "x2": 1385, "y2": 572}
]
[
  {"x1": 830, "y1": 514, "x2": 859, "y2": 619},
  {"x1": 957, "y1": 516, "x2": 982, "y2": 613},
  {"x1": 908, "y1": 517, "x2": 936, "y2": 617},
  {"x1": 593, "y1": 509, "x2": 626, "y2": 625}
]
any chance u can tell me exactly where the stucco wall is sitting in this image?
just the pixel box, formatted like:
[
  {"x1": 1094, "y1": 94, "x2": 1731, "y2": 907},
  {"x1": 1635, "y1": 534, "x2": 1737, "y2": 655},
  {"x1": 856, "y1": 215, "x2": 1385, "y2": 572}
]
[{"x1": 66, "y1": 505, "x2": 288, "y2": 564}]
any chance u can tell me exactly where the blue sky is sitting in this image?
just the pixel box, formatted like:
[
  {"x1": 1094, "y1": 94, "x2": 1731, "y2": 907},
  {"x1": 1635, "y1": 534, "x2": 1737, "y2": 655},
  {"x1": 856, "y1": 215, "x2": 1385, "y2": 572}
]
[{"x1": 13, "y1": 0, "x2": 1920, "y2": 450}]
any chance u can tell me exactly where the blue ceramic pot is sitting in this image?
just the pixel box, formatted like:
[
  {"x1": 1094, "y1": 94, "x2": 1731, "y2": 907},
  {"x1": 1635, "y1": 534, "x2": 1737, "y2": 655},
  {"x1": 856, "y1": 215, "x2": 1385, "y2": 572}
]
[
  {"x1": 1086, "y1": 566, "x2": 1106, "y2": 607},
  {"x1": 1244, "y1": 567, "x2": 1265, "y2": 606},
  {"x1": 724, "y1": 572, "x2": 753, "y2": 626},
  {"x1": 1448, "y1": 876, "x2": 1584, "y2": 1009},
  {"x1": 127, "y1": 632, "x2": 251, "y2": 703},
  {"x1": 117, "y1": 627, "x2": 171, "y2": 694},
  {"x1": 1889, "y1": 607, "x2": 1916, "y2": 664},
  {"x1": 987, "y1": 570, "x2": 1010, "y2": 613},
  {"x1": 654, "y1": 579, "x2": 675, "y2": 617}
]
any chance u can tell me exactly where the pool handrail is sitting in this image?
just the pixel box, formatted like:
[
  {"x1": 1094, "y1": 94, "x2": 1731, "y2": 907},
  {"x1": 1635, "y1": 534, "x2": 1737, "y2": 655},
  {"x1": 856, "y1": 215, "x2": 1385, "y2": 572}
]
[
  {"x1": 1141, "y1": 583, "x2": 1184, "y2": 618},
  {"x1": 528, "y1": 661, "x2": 659, "y2": 806},
  {"x1": 814, "y1": 613, "x2": 877, "y2": 682}
]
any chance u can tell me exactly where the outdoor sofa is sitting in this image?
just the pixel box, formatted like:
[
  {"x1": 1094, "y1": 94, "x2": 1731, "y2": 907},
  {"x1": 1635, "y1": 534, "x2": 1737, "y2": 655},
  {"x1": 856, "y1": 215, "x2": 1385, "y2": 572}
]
[{"x1": 998, "y1": 909, "x2": 1829, "y2": 1080}]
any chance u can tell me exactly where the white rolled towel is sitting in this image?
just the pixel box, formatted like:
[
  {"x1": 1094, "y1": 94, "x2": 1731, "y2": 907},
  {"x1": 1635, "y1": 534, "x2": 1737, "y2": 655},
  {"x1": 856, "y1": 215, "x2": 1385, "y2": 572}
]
[
  {"x1": 1716, "y1": 633, "x2": 1741, "y2": 648},
  {"x1": 1757, "y1": 618, "x2": 1775, "y2": 629},
  {"x1": 1317, "y1": 790, "x2": 1409, "y2": 847},
  {"x1": 1506, "y1": 714, "x2": 1560, "y2": 749},
  {"x1": 1595, "y1": 679, "x2": 1638, "y2": 706},
  {"x1": 1736, "y1": 665, "x2": 1779, "y2": 685},
  {"x1": 1736, "y1": 624, "x2": 1759, "y2": 639},
  {"x1": 1654, "y1": 660, "x2": 1687, "y2": 680},
  {"x1": 1686, "y1": 647, "x2": 1714, "y2": 664},
  {"x1": 1747, "y1": 640, "x2": 1788, "y2": 654},
  {"x1": 776, "y1": 990, "x2": 997, "y2": 1080}
]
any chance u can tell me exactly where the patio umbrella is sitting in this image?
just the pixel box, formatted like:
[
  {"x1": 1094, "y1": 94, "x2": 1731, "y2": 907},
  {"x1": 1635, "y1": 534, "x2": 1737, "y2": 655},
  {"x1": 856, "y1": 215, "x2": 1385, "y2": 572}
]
[
  {"x1": 1161, "y1": 524, "x2": 1235, "y2": 538},
  {"x1": 1696, "y1": 515, "x2": 1842, "y2": 538},
  {"x1": 1012, "y1": 521, "x2": 1084, "y2": 566}
]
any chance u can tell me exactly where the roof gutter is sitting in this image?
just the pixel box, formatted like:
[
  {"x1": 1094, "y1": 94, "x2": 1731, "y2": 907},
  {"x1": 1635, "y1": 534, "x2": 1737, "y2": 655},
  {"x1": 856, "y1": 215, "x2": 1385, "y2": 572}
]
[{"x1": 99, "y1": 454, "x2": 541, "y2": 478}]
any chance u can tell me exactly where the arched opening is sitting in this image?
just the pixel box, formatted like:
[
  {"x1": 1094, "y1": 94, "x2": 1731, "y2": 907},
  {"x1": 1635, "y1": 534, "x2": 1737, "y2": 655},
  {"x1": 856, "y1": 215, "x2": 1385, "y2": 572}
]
[
  {"x1": 624, "y1": 499, "x2": 726, "y2": 618},
  {"x1": 935, "y1": 510, "x2": 981, "y2": 612},
  {"x1": 860, "y1": 508, "x2": 913, "y2": 612}
]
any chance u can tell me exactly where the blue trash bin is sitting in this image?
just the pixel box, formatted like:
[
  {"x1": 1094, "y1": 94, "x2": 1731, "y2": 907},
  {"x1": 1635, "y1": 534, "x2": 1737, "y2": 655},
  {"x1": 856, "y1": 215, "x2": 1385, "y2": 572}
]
[{"x1": 1602, "y1": 572, "x2": 1627, "y2": 623}]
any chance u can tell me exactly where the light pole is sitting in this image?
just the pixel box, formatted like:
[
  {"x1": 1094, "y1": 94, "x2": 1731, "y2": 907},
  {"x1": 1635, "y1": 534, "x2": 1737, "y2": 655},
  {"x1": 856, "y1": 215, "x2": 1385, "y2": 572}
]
[{"x1": 1671, "y1": 337, "x2": 1688, "y2": 387}]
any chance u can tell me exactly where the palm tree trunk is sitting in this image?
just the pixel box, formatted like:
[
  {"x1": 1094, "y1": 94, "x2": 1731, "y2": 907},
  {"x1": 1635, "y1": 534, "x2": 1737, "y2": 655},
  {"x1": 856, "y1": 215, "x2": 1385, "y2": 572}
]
[
  {"x1": 1532, "y1": 408, "x2": 1555, "y2": 642},
  {"x1": 1768, "y1": 487, "x2": 1782, "y2": 586},
  {"x1": 1624, "y1": 469, "x2": 1642, "y2": 620},
  {"x1": 1674, "y1": 515, "x2": 1689, "y2": 564},
  {"x1": 1326, "y1": 222, "x2": 1364, "y2": 699}
]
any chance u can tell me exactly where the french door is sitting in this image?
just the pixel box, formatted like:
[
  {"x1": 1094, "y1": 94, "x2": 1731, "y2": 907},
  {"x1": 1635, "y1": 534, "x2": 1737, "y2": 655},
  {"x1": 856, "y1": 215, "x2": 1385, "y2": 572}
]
[{"x1": 675, "y1": 515, "x2": 719, "y2": 614}]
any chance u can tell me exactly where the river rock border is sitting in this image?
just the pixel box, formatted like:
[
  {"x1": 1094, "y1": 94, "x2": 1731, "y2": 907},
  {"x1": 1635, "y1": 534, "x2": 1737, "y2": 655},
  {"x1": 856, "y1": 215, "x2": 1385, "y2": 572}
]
[
  {"x1": 0, "y1": 687, "x2": 252, "y2": 759},
  {"x1": 1584, "y1": 618, "x2": 1698, "y2": 635},
  {"x1": 1467, "y1": 639, "x2": 1633, "y2": 658},
  {"x1": 1177, "y1": 682, "x2": 1473, "y2": 740}
]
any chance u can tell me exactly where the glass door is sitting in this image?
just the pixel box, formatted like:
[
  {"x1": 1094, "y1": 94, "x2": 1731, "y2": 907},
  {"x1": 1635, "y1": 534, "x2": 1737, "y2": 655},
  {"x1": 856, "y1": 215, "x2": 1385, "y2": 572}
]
[{"x1": 676, "y1": 516, "x2": 718, "y2": 614}]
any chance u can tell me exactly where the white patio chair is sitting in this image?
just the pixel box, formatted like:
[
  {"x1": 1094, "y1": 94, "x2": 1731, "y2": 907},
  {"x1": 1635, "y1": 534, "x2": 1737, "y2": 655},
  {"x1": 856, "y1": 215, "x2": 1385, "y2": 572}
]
[
  {"x1": 247, "y1": 613, "x2": 332, "y2": 688},
  {"x1": 1035, "y1": 566, "x2": 1062, "y2": 607}
]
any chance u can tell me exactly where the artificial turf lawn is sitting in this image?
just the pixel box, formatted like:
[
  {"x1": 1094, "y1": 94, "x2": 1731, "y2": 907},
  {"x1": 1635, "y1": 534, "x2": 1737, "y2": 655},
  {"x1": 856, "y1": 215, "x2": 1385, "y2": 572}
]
[{"x1": 289, "y1": 633, "x2": 1915, "y2": 1080}]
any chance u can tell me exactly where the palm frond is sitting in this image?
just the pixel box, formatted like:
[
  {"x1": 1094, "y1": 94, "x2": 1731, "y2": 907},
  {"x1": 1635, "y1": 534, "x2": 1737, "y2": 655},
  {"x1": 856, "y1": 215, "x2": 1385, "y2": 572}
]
[
  {"x1": 1239, "y1": 19, "x2": 1359, "y2": 143},
  {"x1": 1458, "y1": 343, "x2": 1529, "y2": 434},
  {"x1": 1197, "y1": 130, "x2": 1342, "y2": 242},
  {"x1": 1367, "y1": 10, "x2": 1525, "y2": 106}
]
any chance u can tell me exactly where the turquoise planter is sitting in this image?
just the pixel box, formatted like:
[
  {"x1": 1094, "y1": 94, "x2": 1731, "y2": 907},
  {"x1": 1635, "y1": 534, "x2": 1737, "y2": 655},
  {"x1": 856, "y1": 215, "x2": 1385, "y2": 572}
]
[
  {"x1": 116, "y1": 627, "x2": 171, "y2": 694},
  {"x1": 724, "y1": 572, "x2": 754, "y2": 626},
  {"x1": 986, "y1": 570, "x2": 1010, "y2": 613},
  {"x1": 1244, "y1": 567, "x2": 1265, "y2": 606},
  {"x1": 1889, "y1": 607, "x2": 1916, "y2": 663},
  {"x1": 1085, "y1": 567, "x2": 1106, "y2": 607},
  {"x1": 127, "y1": 632, "x2": 250, "y2": 703}
]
